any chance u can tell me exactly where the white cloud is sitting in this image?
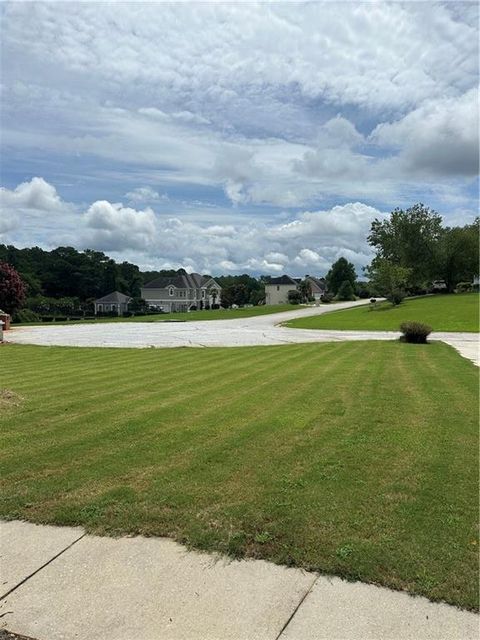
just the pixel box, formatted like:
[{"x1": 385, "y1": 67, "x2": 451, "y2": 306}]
[
  {"x1": 83, "y1": 201, "x2": 157, "y2": 251},
  {"x1": 0, "y1": 3, "x2": 477, "y2": 213},
  {"x1": 1, "y1": 177, "x2": 383, "y2": 275},
  {"x1": 0, "y1": 3, "x2": 477, "y2": 254},
  {"x1": 125, "y1": 186, "x2": 168, "y2": 204},
  {"x1": 371, "y1": 88, "x2": 479, "y2": 177},
  {"x1": 0, "y1": 177, "x2": 65, "y2": 211}
]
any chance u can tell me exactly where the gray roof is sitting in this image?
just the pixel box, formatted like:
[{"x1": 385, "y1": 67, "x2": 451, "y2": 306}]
[
  {"x1": 306, "y1": 276, "x2": 326, "y2": 292},
  {"x1": 95, "y1": 291, "x2": 132, "y2": 304},
  {"x1": 267, "y1": 275, "x2": 298, "y2": 286},
  {"x1": 143, "y1": 273, "x2": 217, "y2": 289}
]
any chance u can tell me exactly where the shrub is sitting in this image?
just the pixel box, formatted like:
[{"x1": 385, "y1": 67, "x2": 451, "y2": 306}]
[
  {"x1": 389, "y1": 290, "x2": 405, "y2": 306},
  {"x1": 456, "y1": 282, "x2": 473, "y2": 293},
  {"x1": 204, "y1": 303, "x2": 211, "y2": 310},
  {"x1": 12, "y1": 308, "x2": 40, "y2": 323},
  {"x1": 355, "y1": 281, "x2": 372, "y2": 299},
  {"x1": 288, "y1": 290, "x2": 302, "y2": 304},
  {"x1": 211, "y1": 303, "x2": 220, "y2": 310},
  {"x1": 400, "y1": 321, "x2": 432, "y2": 344},
  {"x1": 189, "y1": 305, "x2": 197, "y2": 311},
  {"x1": 320, "y1": 293, "x2": 334, "y2": 303},
  {"x1": 336, "y1": 280, "x2": 355, "y2": 301}
]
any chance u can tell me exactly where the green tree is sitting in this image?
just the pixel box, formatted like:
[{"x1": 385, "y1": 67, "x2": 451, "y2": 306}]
[
  {"x1": 337, "y1": 280, "x2": 355, "y2": 301},
  {"x1": 365, "y1": 259, "x2": 412, "y2": 306},
  {"x1": 438, "y1": 219, "x2": 479, "y2": 292},
  {"x1": 367, "y1": 204, "x2": 443, "y2": 291},
  {"x1": 326, "y1": 257, "x2": 356, "y2": 295},
  {"x1": 298, "y1": 279, "x2": 312, "y2": 303}
]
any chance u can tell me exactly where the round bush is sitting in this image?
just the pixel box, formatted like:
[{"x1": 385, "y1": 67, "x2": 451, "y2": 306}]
[
  {"x1": 12, "y1": 308, "x2": 40, "y2": 323},
  {"x1": 400, "y1": 321, "x2": 432, "y2": 344}
]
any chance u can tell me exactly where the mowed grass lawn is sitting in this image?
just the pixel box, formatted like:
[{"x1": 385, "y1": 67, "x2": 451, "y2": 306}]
[
  {"x1": 0, "y1": 342, "x2": 478, "y2": 610},
  {"x1": 286, "y1": 293, "x2": 479, "y2": 332},
  {"x1": 16, "y1": 304, "x2": 298, "y2": 326}
]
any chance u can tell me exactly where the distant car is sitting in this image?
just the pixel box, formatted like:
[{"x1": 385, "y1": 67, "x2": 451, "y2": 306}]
[{"x1": 431, "y1": 280, "x2": 447, "y2": 292}]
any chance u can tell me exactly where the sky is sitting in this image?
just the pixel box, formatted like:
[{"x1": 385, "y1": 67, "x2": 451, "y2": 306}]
[{"x1": 0, "y1": 1, "x2": 478, "y2": 277}]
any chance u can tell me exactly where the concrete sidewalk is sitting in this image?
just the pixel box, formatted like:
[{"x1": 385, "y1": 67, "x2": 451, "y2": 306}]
[{"x1": 1, "y1": 521, "x2": 477, "y2": 640}]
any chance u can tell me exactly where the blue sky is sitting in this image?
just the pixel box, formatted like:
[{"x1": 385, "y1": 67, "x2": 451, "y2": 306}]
[{"x1": 0, "y1": 1, "x2": 478, "y2": 276}]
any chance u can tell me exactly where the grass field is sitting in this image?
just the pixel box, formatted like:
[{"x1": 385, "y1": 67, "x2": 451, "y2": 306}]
[
  {"x1": 0, "y1": 342, "x2": 478, "y2": 610},
  {"x1": 15, "y1": 304, "x2": 299, "y2": 326},
  {"x1": 285, "y1": 293, "x2": 479, "y2": 332}
]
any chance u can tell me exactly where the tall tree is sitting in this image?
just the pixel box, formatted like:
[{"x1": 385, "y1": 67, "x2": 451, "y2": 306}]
[
  {"x1": 298, "y1": 279, "x2": 312, "y2": 302},
  {"x1": 367, "y1": 204, "x2": 443, "y2": 291},
  {"x1": 326, "y1": 257, "x2": 356, "y2": 295}
]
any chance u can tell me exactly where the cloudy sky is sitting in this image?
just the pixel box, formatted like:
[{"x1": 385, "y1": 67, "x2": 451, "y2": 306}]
[{"x1": 0, "y1": 1, "x2": 478, "y2": 276}]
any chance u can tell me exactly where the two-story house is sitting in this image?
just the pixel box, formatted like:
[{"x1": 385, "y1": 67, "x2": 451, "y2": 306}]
[
  {"x1": 141, "y1": 273, "x2": 222, "y2": 313},
  {"x1": 264, "y1": 275, "x2": 299, "y2": 305},
  {"x1": 264, "y1": 274, "x2": 327, "y2": 305}
]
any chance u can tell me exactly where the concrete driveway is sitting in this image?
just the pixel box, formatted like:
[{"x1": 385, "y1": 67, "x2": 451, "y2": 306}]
[{"x1": 6, "y1": 299, "x2": 479, "y2": 365}]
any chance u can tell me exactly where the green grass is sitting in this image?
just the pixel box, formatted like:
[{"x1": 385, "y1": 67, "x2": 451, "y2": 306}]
[
  {"x1": 285, "y1": 293, "x2": 479, "y2": 332},
  {"x1": 15, "y1": 304, "x2": 298, "y2": 326},
  {"x1": 0, "y1": 342, "x2": 478, "y2": 610}
]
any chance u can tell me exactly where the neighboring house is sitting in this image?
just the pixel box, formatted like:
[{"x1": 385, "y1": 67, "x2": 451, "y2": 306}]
[
  {"x1": 265, "y1": 275, "x2": 299, "y2": 305},
  {"x1": 141, "y1": 273, "x2": 222, "y2": 312},
  {"x1": 305, "y1": 275, "x2": 326, "y2": 300},
  {"x1": 94, "y1": 291, "x2": 132, "y2": 316}
]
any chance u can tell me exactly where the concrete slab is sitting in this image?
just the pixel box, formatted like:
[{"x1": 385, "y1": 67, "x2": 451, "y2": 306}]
[
  {"x1": 0, "y1": 520, "x2": 84, "y2": 599},
  {"x1": 6, "y1": 300, "x2": 478, "y2": 366},
  {"x1": 279, "y1": 575, "x2": 479, "y2": 640},
  {"x1": 437, "y1": 333, "x2": 480, "y2": 366},
  {"x1": 0, "y1": 533, "x2": 315, "y2": 640}
]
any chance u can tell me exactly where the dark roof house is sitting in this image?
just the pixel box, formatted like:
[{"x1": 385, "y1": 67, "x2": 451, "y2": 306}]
[
  {"x1": 141, "y1": 272, "x2": 222, "y2": 313},
  {"x1": 267, "y1": 275, "x2": 299, "y2": 286},
  {"x1": 142, "y1": 273, "x2": 213, "y2": 290}
]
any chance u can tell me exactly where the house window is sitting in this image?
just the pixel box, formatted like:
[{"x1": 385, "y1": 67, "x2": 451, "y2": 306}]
[
  {"x1": 202, "y1": 290, "x2": 205, "y2": 298},
  {"x1": 169, "y1": 287, "x2": 174, "y2": 296}
]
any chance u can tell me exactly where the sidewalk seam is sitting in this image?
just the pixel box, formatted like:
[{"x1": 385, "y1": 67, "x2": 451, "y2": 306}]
[
  {"x1": 275, "y1": 573, "x2": 319, "y2": 640},
  {"x1": 0, "y1": 532, "x2": 87, "y2": 601}
]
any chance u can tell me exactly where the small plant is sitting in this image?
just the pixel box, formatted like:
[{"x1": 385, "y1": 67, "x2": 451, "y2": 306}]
[
  {"x1": 320, "y1": 293, "x2": 334, "y2": 303},
  {"x1": 336, "y1": 544, "x2": 354, "y2": 560},
  {"x1": 254, "y1": 531, "x2": 272, "y2": 544},
  {"x1": 400, "y1": 321, "x2": 432, "y2": 344}
]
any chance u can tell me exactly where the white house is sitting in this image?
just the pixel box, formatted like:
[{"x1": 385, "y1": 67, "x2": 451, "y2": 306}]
[
  {"x1": 264, "y1": 275, "x2": 299, "y2": 305},
  {"x1": 141, "y1": 273, "x2": 222, "y2": 312}
]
